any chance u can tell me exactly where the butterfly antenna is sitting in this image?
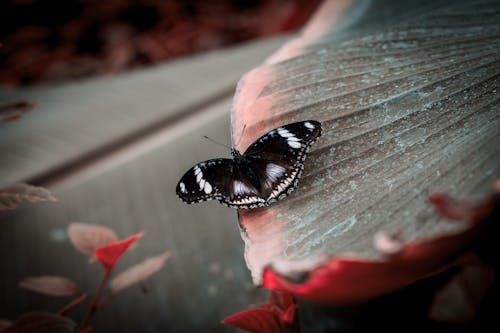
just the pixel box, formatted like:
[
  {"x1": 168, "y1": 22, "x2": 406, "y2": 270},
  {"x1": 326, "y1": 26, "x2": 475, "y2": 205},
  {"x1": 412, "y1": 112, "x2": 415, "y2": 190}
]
[
  {"x1": 235, "y1": 124, "x2": 247, "y2": 147},
  {"x1": 203, "y1": 136, "x2": 231, "y2": 150}
]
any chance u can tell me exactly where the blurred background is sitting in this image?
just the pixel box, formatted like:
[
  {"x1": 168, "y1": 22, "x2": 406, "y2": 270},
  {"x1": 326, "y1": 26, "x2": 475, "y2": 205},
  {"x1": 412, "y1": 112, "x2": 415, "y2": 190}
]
[
  {"x1": 0, "y1": 0, "x2": 320, "y2": 86},
  {"x1": 0, "y1": 0, "x2": 322, "y2": 332}
]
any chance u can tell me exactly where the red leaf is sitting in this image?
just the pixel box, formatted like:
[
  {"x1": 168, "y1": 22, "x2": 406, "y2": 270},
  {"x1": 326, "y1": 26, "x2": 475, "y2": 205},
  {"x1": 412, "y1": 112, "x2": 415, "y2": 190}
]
[
  {"x1": 0, "y1": 183, "x2": 57, "y2": 212},
  {"x1": 67, "y1": 223, "x2": 118, "y2": 256},
  {"x1": 93, "y1": 233, "x2": 143, "y2": 271},
  {"x1": 223, "y1": 291, "x2": 298, "y2": 333},
  {"x1": 18, "y1": 276, "x2": 79, "y2": 297},
  {"x1": 262, "y1": 227, "x2": 486, "y2": 304},
  {"x1": 110, "y1": 251, "x2": 170, "y2": 294},
  {"x1": 223, "y1": 309, "x2": 283, "y2": 333},
  {"x1": 258, "y1": 182, "x2": 500, "y2": 304},
  {"x1": 4, "y1": 312, "x2": 75, "y2": 333},
  {"x1": 0, "y1": 101, "x2": 34, "y2": 123}
]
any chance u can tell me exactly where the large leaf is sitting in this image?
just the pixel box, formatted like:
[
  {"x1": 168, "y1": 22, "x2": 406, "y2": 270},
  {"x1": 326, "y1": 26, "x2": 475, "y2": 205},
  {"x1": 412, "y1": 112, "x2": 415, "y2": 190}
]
[{"x1": 231, "y1": 0, "x2": 500, "y2": 303}]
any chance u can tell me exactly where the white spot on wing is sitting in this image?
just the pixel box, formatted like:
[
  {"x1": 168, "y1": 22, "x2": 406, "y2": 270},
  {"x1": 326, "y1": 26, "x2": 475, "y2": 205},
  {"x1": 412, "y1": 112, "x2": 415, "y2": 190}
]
[
  {"x1": 204, "y1": 182, "x2": 212, "y2": 194},
  {"x1": 278, "y1": 129, "x2": 294, "y2": 138},
  {"x1": 305, "y1": 121, "x2": 315, "y2": 129},
  {"x1": 179, "y1": 182, "x2": 186, "y2": 193},
  {"x1": 266, "y1": 163, "x2": 286, "y2": 182},
  {"x1": 233, "y1": 180, "x2": 249, "y2": 196},
  {"x1": 288, "y1": 140, "x2": 301, "y2": 149}
]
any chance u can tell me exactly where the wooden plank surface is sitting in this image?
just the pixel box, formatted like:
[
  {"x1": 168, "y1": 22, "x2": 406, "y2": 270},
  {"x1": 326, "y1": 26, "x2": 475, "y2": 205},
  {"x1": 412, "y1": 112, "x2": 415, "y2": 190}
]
[
  {"x1": 0, "y1": 99, "x2": 267, "y2": 332},
  {"x1": 0, "y1": 35, "x2": 288, "y2": 185},
  {"x1": 0, "y1": 37, "x2": 289, "y2": 331}
]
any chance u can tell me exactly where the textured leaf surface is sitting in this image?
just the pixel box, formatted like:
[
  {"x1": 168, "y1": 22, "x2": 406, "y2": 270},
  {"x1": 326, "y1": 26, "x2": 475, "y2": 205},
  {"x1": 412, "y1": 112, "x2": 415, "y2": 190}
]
[
  {"x1": 0, "y1": 183, "x2": 57, "y2": 212},
  {"x1": 110, "y1": 251, "x2": 170, "y2": 294},
  {"x1": 231, "y1": 0, "x2": 500, "y2": 303},
  {"x1": 18, "y1": 276, "x2": 79, "y2": 297},
  {"x1": 67, "y1": 223, "x2": 118, "y2": 256}
]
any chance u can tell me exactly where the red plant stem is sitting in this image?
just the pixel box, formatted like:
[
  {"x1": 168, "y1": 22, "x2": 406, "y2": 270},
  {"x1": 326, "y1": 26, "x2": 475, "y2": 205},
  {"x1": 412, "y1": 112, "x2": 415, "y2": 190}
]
[
  {"x1": 97, "y1": 292, "x2": 117, "y2": 310},
  {"x1": 79, "y1": 270, "x2": 111, "y2": 332},
  {"x1": 58, "y1": 293, "x2": 87, "y2": 316}
]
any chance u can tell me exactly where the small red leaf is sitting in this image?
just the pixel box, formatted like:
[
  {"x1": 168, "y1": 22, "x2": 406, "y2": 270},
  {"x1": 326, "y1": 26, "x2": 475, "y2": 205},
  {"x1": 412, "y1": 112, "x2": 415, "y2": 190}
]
[
  {"x1": 110, "y1": 251, "x2": 170, "y2": 294},
  {"x1": 93, "y1": 233, "x2": 143, "y2": 271},
  {"x1": 223, "y1": 290, "x2": 298, "y2": 333},
  {"x1": 223, "y1": 309, "x2": 283, "y2": 333},
  {"x1": 18, "y1": 276, "x2": 79, "y2": 297},
  {"x1": 4, "y1": 312, "x2": 75, "y2": 333},
  {"x1": 67, "y1": 223, "x2": 118, "y2": 256},
  {"x1": 0, "y1": 101, "x2": 34, "y2": 123},
  {"x1": 0, "y1": 183, "x2": 57, "y2": 212}
]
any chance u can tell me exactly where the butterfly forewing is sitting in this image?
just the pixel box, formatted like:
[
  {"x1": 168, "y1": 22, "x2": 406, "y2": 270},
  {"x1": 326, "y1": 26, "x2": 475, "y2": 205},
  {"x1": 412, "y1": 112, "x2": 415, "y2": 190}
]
[
  {"x1": 176, "y1": 158, "x2": 234, "y2": 204},
  {"x1": 241, "y1": 120, "x2": 322, "y2": 201},
  {"x1": 243, "y1": 120, "x2": 321, "y2": 164}
]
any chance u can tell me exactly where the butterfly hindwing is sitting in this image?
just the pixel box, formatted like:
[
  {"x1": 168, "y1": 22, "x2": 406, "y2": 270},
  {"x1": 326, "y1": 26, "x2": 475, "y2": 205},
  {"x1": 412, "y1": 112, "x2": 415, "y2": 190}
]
[{"x1": 244, "y1": 157, "x2": 301, "y2": 202}]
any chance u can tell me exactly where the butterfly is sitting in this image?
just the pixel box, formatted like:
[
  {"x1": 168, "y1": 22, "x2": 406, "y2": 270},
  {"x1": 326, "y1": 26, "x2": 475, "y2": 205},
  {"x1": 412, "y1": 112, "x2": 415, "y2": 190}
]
[{"x1": 176, "y1": 120, "x2": 321, "y2": 209}]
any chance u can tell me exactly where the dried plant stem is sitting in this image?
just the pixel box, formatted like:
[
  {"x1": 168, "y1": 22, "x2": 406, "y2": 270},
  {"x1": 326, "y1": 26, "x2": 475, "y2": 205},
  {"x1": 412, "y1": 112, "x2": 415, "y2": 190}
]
[
  {"x1": 79, "y1": 270, "x2": 111, "y2": 332},
  {"x1": 57, "y1": 293, "x2": 87, "y2": 316}
]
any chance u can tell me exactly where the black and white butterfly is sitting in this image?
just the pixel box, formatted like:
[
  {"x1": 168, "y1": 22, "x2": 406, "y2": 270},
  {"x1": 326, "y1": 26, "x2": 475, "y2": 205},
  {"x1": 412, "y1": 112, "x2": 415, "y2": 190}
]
[{"x1": 176, "y1": 120, "x2": 321, "y2": 209}]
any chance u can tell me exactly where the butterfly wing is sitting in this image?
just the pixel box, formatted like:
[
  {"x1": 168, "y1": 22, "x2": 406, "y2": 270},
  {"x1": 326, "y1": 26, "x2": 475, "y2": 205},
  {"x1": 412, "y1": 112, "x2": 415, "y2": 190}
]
[
  {"x1": 242, "y1": 120, "x2": 321, "y2": 202},
  {"x1": 176, "y1": 120, "x2": 321, "y2": 209},
  {"x1": 176, "y1": 158, "x2": 268, "y2": 208},
  {"x1": 176, "y1": 158, "x2": 234, "y2": 204},
  {"x1": 221, "y1": 163, "x2": 268, "y2": 208}
]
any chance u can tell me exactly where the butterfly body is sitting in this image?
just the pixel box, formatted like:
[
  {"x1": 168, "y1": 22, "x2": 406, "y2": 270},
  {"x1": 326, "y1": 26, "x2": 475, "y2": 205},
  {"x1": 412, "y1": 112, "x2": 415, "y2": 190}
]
[{"x1": 176, "y1": 120, "x2": 321, "y2": 209}]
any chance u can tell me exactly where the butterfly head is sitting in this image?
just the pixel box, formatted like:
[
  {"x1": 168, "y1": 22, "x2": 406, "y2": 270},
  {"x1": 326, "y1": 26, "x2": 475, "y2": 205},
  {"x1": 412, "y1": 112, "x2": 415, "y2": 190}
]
[{"x1": 231, "y1": 148, "x2": 243, "y2": 159}]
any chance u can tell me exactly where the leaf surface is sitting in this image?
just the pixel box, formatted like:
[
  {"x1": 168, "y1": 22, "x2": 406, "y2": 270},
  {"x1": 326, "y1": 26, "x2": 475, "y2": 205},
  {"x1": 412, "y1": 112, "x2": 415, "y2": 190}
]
[{"x1": 232, "y1": 0, "x2": 500, "y2": 303}]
